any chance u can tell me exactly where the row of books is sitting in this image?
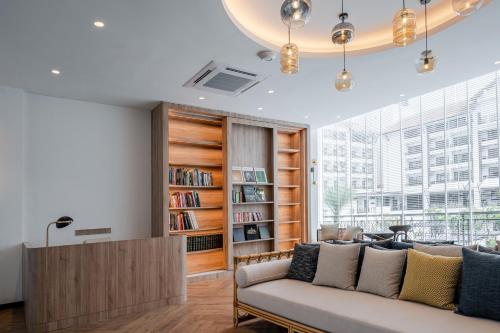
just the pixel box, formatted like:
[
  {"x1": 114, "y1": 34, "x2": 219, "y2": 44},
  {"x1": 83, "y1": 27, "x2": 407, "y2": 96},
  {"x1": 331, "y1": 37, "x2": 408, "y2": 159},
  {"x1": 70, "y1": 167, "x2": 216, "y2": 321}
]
[
  {"x1": 232, "y1": 186, "x2": 267, "y2": 203},
  {"x1": 233, "y1": 211, "x2": 265, "y2": 223},
  {"x1": 233, "y1": 224, "x2": 270, "y2": 242},
  {"x1": 169, "y1": 211, "x2": 199, "y2": 231},
  {"x1": 168, "y1": 167, "x2": 213, "y2": 186},
  {"x1": 187, "y1": 234, "x2": 223, "y2": 252},
  {"x1": 169, "y1": 191, "x2": 201, "y2": 208}
]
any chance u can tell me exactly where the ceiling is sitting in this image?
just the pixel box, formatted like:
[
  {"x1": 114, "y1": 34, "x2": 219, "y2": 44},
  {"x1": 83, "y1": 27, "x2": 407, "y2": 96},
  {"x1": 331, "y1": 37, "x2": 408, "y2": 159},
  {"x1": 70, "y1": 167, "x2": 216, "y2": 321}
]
[{"x1": 0, "y1": 0, "x2": 499, "y2": 129}]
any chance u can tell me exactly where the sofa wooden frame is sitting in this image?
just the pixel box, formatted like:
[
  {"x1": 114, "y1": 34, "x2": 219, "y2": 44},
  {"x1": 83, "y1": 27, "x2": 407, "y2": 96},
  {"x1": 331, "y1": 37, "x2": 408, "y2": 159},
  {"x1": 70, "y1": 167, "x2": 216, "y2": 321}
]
[{"x1": 233, "y1": 250, "x2": 324, "y2": 333}]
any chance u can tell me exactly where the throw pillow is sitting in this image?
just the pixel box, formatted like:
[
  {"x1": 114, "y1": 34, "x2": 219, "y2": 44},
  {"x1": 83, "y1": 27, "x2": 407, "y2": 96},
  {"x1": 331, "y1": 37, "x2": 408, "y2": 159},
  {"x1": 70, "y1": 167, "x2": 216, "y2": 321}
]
[
  {"x1": 312, "y1": 243, "x2": 360, "y2": 290},
  {"x1": 287, "y1": 243, "x2": 320, "y2": 283},
  {"x1": 390, "y1": 240, "x2": 413, "y2": 250},
  {"x1": 399, "y1": 249, "x2": 463, "y2": 310},
  {"x1": 353, "y1": 238, "x2": 392, "y2": 282},
  {"x1": 457, "y1": 248, "x2": 500, "y2": 321},
  {"x1": 357, "y1": 247, "x2": 407, "y2": 299},
  {"x1": 342, "y1": 226, "x2": 363, "y2": 241},
  {"x1": 414, "y1": 242, "x2": 463, "y2": 257},
  {"x1": 497, "y1": 240, "x2": 500, "y2": 251},
  {"x1": 478, "y1": 245, "x2": 500, "y2": 255},
  {"x1": 319, "y1": 224, "x2": 339, "y2": 241}
]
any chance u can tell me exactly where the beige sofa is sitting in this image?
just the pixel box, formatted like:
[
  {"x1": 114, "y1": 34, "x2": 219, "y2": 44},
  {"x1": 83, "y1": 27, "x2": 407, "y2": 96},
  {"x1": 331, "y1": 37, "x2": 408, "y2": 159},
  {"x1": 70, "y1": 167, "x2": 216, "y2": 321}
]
[{"x1": 233, "y1": 251, "x2": 500, "y2": 333}]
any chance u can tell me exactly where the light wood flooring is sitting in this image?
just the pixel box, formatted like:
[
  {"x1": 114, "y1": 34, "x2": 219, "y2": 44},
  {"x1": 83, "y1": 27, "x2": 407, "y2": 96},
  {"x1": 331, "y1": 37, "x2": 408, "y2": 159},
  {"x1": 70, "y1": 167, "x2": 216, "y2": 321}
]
[{"x1": 0, "y1": 276, "x2": 286, "y2": 333}]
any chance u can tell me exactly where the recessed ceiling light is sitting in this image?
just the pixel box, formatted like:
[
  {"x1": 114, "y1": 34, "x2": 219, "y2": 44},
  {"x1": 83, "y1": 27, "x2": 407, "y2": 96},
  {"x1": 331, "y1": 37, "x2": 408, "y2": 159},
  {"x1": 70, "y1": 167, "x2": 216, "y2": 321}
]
[
  {"x1": 400, "y1": 93, "x2": 406, "y2": 97},
  {"x1": 304, "y1": 115, "x2": 310, "y2": 119},
  {"x1": 495, "y1": 60, "x2": 500, "y2": 65},
  {"x1": 257, "y1": 107, "x2": 263, "y2": 111},
  {"x1": 268, "y1": 90, "x2": 275, "y2": 94},
  {"x1": 93, "y1": 20, "x2": 105, "y2": 28},
  {"x1": 198, "y1": 96, "x2": 205, "y2": 100},
  {"x1": 51, "y1": 69, "x2": 61, "y2": 75},
  {"x1": 336, "y1": 115, "x2": 341, "y2": 119}
]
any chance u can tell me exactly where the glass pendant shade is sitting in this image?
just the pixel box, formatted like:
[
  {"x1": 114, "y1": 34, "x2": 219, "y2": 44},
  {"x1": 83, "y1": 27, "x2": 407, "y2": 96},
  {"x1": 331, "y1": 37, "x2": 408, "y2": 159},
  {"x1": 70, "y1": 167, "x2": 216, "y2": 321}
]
[
  {"x1": 392, "y1": 8, "x2": 417, "y2": 46},
  {"x1": 415, "y1": 50, "x2": 437, "y2": 74},
  {"x1": 280, "y1": 43, "x2": 299, "y2": 74},
  {"x1": 452, "y1": 0, "x2": 483, "y2": 16},
  {"x1": 331, "y1": 14, "x2": 355, "y2": 45},
  {"x1": 335, "y1": 70, "x2": 354, "y2": 92},
  {"x1": 281, "y1": 0, "x2": 312, "y2": 29}
]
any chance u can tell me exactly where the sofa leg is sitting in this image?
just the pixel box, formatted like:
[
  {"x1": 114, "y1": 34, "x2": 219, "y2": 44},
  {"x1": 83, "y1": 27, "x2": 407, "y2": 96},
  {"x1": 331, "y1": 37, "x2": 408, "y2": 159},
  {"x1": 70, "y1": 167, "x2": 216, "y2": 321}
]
[
  {"x1": 288, "y1": 326, "x2": 294, "y2": 333},
  {"x1": 233, "y1": 307, "x2": 239, "y2": 328}
]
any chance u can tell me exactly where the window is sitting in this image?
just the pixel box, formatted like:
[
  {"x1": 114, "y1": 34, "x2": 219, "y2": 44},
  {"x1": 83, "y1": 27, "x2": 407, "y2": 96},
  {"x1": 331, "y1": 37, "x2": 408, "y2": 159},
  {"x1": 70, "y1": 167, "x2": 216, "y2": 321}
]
[{"x1": 320, "y1": 70, "x2": 500, "y2": 245}]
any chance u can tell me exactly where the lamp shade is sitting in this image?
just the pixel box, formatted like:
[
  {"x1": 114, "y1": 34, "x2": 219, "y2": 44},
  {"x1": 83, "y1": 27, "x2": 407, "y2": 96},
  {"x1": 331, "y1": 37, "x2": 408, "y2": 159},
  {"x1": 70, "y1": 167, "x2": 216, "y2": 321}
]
[
  {"x1": 452, "y1": 0, "x2": 483, "y2": 16},
  {"x1": 331, "y1": 13, "x2": 355, "y2": 45},
  {"x1": 281, "y1": 0, "x2": 312, "y2": 29},
  {"x1": 335, "y1": 70, "x2": 354, "y2": 92},
  {"x1": 55, "y1": 216, "x2": 74, "y2": 228},
  {"x1": 415, "y1": 50, "x2": 437, "y2": 74},
  {"x1": 280, "y1": 43, "x2": 299, "y2": 74},
  {"x1": 393, "y1": 8, "x2": 417, "y2": 46}
]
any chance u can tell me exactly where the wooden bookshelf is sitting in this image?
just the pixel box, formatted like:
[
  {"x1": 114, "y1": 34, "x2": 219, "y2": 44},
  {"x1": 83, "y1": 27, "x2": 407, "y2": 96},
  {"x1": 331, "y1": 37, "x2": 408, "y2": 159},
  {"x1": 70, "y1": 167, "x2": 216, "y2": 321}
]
[{"x1": 152, "y1": 102, "x2": 309, "y2": 274}]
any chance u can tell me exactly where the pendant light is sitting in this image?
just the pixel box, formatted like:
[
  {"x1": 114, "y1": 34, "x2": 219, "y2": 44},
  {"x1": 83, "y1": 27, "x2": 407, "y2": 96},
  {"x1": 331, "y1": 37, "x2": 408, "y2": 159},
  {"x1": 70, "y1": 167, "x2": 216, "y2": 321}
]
[
  {"x1": 335, "y1": 44, "x2": 354, "y2": 92},
  {"x1": 393, "y1": 0, "x2": 417, "y2": 47},
  {"x1": 452, "y1": 0, "x2": 483, "y2": 16},
  {"x1": 280, "y1": 0, "x2": 312, "y2": 29},
  {"x1": 331, "y1": 0, "x2": 354, "y2": 45},
  {"x1": 280, "y1": 26, "x2": 299, "y2": 74},
  {"x1": 415, "y1": 0, "x2": 437, "y2": 74}
]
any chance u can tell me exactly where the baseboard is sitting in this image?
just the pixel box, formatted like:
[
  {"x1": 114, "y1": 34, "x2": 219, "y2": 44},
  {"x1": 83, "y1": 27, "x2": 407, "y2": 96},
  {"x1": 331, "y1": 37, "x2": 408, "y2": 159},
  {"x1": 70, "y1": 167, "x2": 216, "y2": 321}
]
[
  {"x1": 187, "y1": 270, "x2": 231, "y2": 283},
  {"x1": 0, "y1": 301, "x2": 24, "y2": 310}
]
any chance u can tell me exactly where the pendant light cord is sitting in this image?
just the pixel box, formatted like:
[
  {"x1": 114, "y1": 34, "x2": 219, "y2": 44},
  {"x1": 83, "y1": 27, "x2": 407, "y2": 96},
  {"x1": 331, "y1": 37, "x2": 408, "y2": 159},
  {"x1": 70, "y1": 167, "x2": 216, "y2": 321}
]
[
  {"x1": 288, "y1": 25, "x2": 291, "y2": 44},
  {"x1": 403, "y1": 0, "x2": 406, "y2": 9},
  {"x1": 341, "y1": 0, "x2": 344, "y2": 13},
  {"x1": 343, "y1": 44, "x2": 346, "y2": 71},
  {"x1": 424, "y1": 1, "x2": 428, "y2": 52}
]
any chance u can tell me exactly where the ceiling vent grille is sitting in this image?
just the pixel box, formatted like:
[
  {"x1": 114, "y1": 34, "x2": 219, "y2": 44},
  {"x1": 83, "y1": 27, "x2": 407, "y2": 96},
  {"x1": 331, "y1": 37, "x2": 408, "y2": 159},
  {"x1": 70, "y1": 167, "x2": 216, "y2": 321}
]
[{"x1": 183, "y1": 61, "x2": 265, "y2": 96}]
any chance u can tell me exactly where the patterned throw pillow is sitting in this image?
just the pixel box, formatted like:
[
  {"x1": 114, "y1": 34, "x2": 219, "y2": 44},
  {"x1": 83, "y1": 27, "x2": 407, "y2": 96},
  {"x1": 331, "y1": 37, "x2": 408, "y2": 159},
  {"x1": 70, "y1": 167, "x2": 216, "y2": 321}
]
[
  {"x1": 399, "y1": 249, "x2": 463, "y2": 310},
  {"x1": 457, "y1": 248, "x2": 500, "y2": 321},
  {"x1": 287, "y1": 243, "x2": 320, "y2": 283}
]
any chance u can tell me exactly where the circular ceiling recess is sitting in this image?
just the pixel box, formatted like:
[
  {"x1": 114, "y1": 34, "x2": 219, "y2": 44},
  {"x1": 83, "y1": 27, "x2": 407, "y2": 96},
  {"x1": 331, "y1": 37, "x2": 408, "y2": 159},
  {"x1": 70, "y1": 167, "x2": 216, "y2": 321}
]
[{"x1": 222, "y1": 0, "x2": 490, "y2": 57}]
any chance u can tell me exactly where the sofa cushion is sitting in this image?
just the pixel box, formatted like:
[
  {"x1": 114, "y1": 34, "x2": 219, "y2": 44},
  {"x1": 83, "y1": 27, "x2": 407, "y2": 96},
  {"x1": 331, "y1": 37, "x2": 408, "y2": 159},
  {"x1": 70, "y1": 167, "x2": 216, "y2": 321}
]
[
  {"x1": 390, "y1": 240, "x2": 413, "y2": 250},
  {"x1": 457, "y1": 248, "x2": 500, "y2": 322},
  {"x1": 342, "y1": 226, "x2": 363, "y2": 241},
  {"x1": 238, "y1": 279, "x2": 500, "y2": 333},
  {"x1": 319, "y1": 224, "x2": 339, "y2": 240},
  {"x1": 414, "y1": 242, "x2": 463, "y2": 257},
  {"x1": 312, "y1": 243, "x2": 360, "y2": 290},
  {"x1": 287, "y1": 243, "x2": 319, "y2": 283},
  {"x1": 399, "y1": 249, "x2": 462, "y2": 310},
  {"x1": 479, "y1": 245, "x2": 500, "y2": 255},
  {"x1": 235, "y1": 258, "x2": 292, "y2": 288},
  {"x1": 357, "y1": 247, "x2": 407, "y2": 299}
]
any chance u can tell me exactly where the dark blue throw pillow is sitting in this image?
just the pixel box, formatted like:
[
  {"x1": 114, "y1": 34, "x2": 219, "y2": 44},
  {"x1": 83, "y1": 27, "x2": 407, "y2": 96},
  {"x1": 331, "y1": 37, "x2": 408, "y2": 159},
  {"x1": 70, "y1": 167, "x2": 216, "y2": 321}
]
[
  {"x1": 390, "y1": 241, "x2": 413, "y2": 250},
  {"x1": 457, "y1": 248, "x2": 500, "y2": 322},
  {"x1": 287, "y1": 243, "x2": 320, "y2": 283}
]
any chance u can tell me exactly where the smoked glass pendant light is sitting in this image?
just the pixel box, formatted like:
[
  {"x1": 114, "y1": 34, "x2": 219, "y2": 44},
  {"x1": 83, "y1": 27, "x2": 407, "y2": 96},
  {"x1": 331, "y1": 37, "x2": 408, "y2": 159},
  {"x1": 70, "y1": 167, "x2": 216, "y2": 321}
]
[
  {"x1": 280, "y1": 0, "x2": 312, "y2": 29},
  {"x1": 335, "y1": 44, "x2": 354, "y2": 92},
  {"x1": 280, "y1": 26, "x2": 299, "y2": 74},
  {"x1": 331, "y1": 0, "x2": 354, "y2": 45},
  {"x1": 452, "y1": 0, "x2": 483, "y2": 16},
  {"x1": 415, "y1": 0, "x2": 437, "y2": 74},
  {"x1": 393, "y1": 0, "x2": 417, "y2": 47}
]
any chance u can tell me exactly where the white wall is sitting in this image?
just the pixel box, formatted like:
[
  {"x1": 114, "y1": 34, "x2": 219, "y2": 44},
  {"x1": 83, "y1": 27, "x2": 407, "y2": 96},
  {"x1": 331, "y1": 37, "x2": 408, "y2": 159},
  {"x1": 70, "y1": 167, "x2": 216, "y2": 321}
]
[
  {"x1": 0, "y1": 88, "x2": 151, "y2": 304},
  {"x1": 0, "y1": 87, "x2": 24, "y2": 304}
]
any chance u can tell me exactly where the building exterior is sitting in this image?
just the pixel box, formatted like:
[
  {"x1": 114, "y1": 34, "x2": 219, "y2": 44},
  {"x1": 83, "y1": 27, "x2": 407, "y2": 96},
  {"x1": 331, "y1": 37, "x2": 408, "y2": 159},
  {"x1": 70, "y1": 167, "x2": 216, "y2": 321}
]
[{"x1": 319, "y1": 71, "x2": 500, "y2": 245}]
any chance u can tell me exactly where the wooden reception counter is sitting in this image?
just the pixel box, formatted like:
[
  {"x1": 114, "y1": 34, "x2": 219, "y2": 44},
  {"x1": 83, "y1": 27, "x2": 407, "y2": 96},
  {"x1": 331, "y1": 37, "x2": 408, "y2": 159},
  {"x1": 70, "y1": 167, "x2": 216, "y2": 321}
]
[{"x1": 22, "y1": 236, "x2": 186, "y2": 332}]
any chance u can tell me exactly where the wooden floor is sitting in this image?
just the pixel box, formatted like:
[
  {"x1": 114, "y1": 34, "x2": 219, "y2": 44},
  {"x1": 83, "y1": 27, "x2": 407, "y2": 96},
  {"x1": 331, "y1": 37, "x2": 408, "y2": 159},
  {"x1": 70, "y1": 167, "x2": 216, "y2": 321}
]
[{"x1": 0, "y1": 276, "x2": 286, "y2": 333}]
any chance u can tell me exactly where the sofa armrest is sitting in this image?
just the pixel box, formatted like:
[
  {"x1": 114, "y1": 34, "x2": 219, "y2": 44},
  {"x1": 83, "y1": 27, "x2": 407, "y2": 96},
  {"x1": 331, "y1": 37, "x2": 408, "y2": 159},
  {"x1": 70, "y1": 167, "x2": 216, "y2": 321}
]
[{"x1": 235, "y1": 258, "x2": 292, "y2": 288}]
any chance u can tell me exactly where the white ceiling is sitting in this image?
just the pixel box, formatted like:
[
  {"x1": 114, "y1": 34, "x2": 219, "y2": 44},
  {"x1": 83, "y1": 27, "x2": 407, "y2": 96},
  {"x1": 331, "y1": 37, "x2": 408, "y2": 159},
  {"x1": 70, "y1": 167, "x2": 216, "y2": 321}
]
[{"x1": 0, "y1": 0, "x2": 499, "y2": 128}]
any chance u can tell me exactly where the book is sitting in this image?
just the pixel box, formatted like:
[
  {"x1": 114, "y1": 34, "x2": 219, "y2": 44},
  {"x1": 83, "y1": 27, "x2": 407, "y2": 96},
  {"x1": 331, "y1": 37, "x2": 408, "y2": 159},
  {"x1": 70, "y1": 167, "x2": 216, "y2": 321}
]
[
  {"x1": 232, "y1": 167, "x2": 243, "y2": 183},
  {"x1": 168, "y1": 167, "x2": 213, "y2": 186},
  {"x1": 254, "y1": 168, "x2": 268, "y2": 184},
  {"x1": 169, "y1": 191, "x2": 201, "y2": 208},
  {"x1": 244, "y1": 224, "x2": 259, "y2": 241},
  {"x1": 169, "y1": 211, "x2": 199, "y2": 231},
  {"x1": 258, "y1": 225, "x2": 270, "y2": 239},
  {"x1": 255, "y1": 188, "x2": 266, "y2": 202},
  {"x1": 242, "y1": 167, "x2": 256, "y2": 183},
  {"x1": 233, "y1": 228, "x2": 245, "y2": 242},
  {"x1": 242, "y1": 186, "x2": 256, "y2": 202}
]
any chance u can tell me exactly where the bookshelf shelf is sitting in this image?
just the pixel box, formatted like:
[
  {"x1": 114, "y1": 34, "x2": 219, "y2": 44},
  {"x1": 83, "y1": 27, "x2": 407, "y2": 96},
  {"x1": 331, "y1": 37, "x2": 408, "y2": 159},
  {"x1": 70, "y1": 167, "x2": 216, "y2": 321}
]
[
  {"x1": 232, "y1": 201, "x2": 274, "y2": 205},
  {"x1": 278, "y1": 148, "x2": 300, "y2": 154},
  {"x1": 168, "y1": 185, "x2": 223, "y2": 190},
  {"x1": 279, "y1": 237, "x2": 301, "y2": 242},
  {"x1": 169, "y1": 206, "x2": 223, "y2": 211},
  {"x1": 169, "y1": 113, "x2": 222, "y2": 126},
  {"x1": 278, "y1": 167, "x2": 300, "y2": 171},
  {"x1": 233, "y1": 238, "x2": 275, "y2": 245},
  {"x1": 280, "y1": 220, "x2": 301, "y2": 224},
  {"x1": 187, "y1": 248, "x2": 223, "y2": 255},
  {"x1": 233, "y1": 220, "x2": 274, "y2": 227},
  {"x1": 278, "y1": 185, "x2": 300, "y2": 188},
  {"x1": 279, "y1": 202, "x2": 301, "y2": 206},
  {"x1": 169, "y1": 138, "x2": 222, "y2": 149},
  {"x1": 169, "y1": 227, "x2": 223, "y2": 235},
  {"x1": 169, "y1": 162, "x2": 223, "y2": 168},
  {"x1": 232, "y1": 182, "x2": 274, "y2": 186}
]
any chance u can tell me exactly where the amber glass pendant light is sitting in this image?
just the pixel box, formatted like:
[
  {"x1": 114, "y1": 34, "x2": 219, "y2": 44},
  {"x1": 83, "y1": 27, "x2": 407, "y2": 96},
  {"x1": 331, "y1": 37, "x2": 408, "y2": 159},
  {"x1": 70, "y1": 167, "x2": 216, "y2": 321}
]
[
  {"x1": 393, "y1": 0, "x2": 417, "y2": 47},
  {"x1": 280, "y1": 26, "x2": 299, "y2": 74}
]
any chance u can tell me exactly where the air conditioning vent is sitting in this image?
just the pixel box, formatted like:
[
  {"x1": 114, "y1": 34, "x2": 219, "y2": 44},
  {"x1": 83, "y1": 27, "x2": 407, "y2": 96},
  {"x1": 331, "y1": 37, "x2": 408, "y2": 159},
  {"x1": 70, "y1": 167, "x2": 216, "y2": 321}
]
[{"x1": 184, "y1": 61, "x2": 265, "y2": 96}]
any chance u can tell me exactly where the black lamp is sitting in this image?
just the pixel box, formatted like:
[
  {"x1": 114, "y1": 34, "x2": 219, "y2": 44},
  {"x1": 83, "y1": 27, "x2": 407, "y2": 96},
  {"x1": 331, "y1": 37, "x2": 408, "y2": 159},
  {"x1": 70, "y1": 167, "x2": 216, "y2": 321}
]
[{"x1": 46, "y1": 216, "x2": 74, "y2": 247}]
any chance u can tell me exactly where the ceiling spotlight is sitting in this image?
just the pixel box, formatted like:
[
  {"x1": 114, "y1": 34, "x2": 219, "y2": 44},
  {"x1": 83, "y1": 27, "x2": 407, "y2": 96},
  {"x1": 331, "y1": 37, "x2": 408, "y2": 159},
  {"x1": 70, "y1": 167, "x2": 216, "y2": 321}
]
[
  {"x1": 280, "y1": 0, "x2": 312, "y2": 29},
  {"x1": 257, "y1": 107, "x2": 264, "y2": 111},
  {"x1": 452, "y1": 0, "x2": 483, "y2": 16},
  {"x1": 198, "y1": 96, "x2": 206, "y2": 100},
  {"x1": 400, "y1": 93, "x2": 406, "y2": 97},
  {"x1": 304, "y1": 115, "x2": 310, "y2": 119},
  {"x1": 336, "y1": 115, "x2": 342, "y2": 119},
  {"x1": 257, "y1": 50, "x2": 276, "y2": 62},
  {"x1": 268, "y1": 90, "x2": 275, "y2": 94},
  {"x1": 93, "y1": 20, "x2": 105, "y2": 28},
  {"x1": 495, "y1": 60, "x2": 500, "y2": 65},
  {"x1": 51, "y1": 69, "x2": 61, "y2": 75}
]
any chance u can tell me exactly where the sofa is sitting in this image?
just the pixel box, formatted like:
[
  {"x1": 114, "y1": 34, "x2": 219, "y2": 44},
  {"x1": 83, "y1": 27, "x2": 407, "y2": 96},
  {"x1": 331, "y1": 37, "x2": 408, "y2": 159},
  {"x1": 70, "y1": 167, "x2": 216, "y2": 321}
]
[{"x1": 233, "y1": 246, "x2": 500, "y2": 333}]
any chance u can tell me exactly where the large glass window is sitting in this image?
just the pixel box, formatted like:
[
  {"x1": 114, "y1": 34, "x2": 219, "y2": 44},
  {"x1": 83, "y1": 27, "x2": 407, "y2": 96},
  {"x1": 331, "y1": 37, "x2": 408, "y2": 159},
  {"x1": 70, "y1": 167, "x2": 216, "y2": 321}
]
[{"x1": 319, "y1": 71, "x2": 500, "y2": 246}]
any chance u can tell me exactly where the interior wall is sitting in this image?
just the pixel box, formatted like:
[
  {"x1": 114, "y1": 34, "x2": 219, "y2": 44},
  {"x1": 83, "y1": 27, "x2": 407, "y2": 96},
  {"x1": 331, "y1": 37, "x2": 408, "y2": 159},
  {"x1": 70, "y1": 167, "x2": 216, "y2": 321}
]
[
  {"x1": 0, "y1": 87, "x2": 24, "y2": 304},
  {"x1": 0, "y1": 88, "x2": 151, "y2": 304}
]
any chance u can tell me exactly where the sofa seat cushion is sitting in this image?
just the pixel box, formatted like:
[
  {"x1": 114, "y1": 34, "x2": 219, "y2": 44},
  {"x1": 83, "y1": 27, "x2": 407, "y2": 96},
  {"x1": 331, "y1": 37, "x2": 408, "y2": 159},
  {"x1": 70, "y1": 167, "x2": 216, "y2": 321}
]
[{"x1": 238, "y1": 279, "x2": 500, "y2": 333}]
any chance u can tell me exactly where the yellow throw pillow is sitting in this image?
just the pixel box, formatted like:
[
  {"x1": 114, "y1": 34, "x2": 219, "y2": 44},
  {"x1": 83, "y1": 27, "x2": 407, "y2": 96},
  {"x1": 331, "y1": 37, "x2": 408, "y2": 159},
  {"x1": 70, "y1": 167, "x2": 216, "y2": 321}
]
[{"x1": 399, "y1": 249, "x2": 462, "y2": 310}]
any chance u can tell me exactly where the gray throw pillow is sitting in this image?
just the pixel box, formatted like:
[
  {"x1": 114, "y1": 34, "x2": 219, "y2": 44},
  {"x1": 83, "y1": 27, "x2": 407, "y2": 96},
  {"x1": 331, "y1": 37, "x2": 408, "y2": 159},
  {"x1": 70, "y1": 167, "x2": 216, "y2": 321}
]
[
  {"x1": 357, "y1": 247, "x2": 407, "y2": 299},
  {"x1": 414, "y1": 242, "x2": 463, "y2": 257},
  {"x1": 312, "y1": 242, "x2": 360, "y2": 290},
  {"x1": 319, "y1": 224, "x2": 339, "y2": 240},
  {"x1": 342, "y1": 226, "x2": 363, "y2": 241}
]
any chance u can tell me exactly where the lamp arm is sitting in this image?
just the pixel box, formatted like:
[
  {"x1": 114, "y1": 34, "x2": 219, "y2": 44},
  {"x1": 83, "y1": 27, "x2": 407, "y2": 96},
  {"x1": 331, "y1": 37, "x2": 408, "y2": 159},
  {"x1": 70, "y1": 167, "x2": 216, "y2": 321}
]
[{"x1": 46, "y1": 221, "x2": 57, "y2": 247}]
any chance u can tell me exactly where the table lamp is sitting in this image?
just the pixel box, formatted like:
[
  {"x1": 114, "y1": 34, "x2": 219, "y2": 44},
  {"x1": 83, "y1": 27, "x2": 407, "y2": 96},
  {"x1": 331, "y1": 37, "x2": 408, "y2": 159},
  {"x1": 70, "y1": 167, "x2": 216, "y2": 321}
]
[{"x1": 46, "y1": 216, "x2": 74, "y2": 247}]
